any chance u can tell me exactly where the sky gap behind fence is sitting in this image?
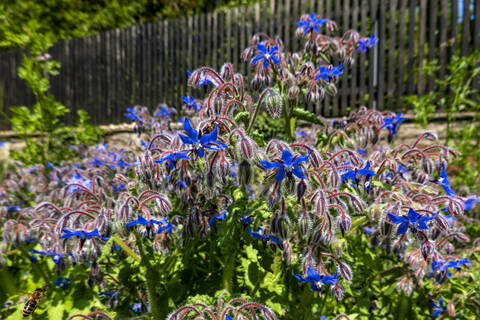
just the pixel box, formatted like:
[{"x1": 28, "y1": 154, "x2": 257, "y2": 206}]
[{"x1": 0, "y1": 0, "x2": 479, "y2": 128}]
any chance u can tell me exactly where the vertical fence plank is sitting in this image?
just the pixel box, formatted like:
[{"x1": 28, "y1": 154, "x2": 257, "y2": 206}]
[
  {"x1": 368, "y1": 0, "x2": 378, "y2": 110},
  {"x1": 396, "y1": 0, "x2": 407, "y2": 110},
  {"x1": 474, "y1": 0, "x2": 480, "y2": 51},
  {"x1": 359, "y1": 0, "x2": 367, "y2": 107},
  {"x1": 377, "y1": 0, "x2": 385, "y2": 110},
  {"x1": 438, "y1": 0, "x2": 448, "y2": 79},
  {"x1": 350, "y1": 0, "x2": 359, "y2": 110},
  {"x1": 323, "y1": 0, "x2": 332, "y2": 117},
  {"x1": 387, "y1": 0, "x2": 397, "y2": 109},
  {"x1": 284, "y1": 0, "x2": 291, "y2": 51},
  {"x1": 407, "y1": 0, "x2": 416, "y2": 95},
  {"x1": 461, "y1": 0, "x2": 471, "y2": 56},
  {"x1": 427, "y1": 0, "x2": 437, "y2": 92},
  {"x1": 417, "y1": 0, "x2": 427, "y2": 96},
  {"x1": 340, "y1": 0, "x2": 350, "y2": 117}
]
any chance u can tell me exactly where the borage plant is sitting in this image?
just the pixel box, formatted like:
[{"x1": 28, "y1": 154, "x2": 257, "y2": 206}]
[{"x1": 0, "y1": 12, "x2": 478, "y2": 320}]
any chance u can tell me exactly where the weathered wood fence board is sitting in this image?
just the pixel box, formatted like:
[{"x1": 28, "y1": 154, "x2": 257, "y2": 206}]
[{"x1": 0, "y1": 0, "x2": 479, "y2": 129}]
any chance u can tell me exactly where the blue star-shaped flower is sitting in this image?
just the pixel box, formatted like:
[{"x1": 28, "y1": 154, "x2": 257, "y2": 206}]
[
  {"x1": 248, "y1": 227, "x2": 282, "y2": 244},
  {"x1": 187, "y1": 70, "x2": 220, "y2": 88},
  {"x1": 438, "y1": 163, "x2": 456, "y2": 196},
  {"x1": 61, "y1": 228, "x2": 109, "y2": 240},
  {"x1": 357, "y1": 34, "x2": 378, "y2": 52},
  {"x1": 54, "y1": 277, "x2": 71, "y2": 289},
  {"x1": 62, "y1": 173, "x2": 92, "y2": 195},
  {"x1": 295, "y1": 267, "x2": 338, "y2": 292},
  {"x1": 381, "y1": 112, "x2": 406, "y2": 136},
  {"x1": 431, "y1": 298, "x2": 446, "y2": 318},
  {"x1": 208, "y1": 210, "x2": 228, "y2": 226},
  {"x1": 315, "y1": 64, "x2": 343, "y2": 81},
  {"x1": 387, "y1": 208, "x2": 438, "y2": 234},
  {"x1": 155, "y1": 106, "x2": 172, "y2": 119},
  {"x1": 89, "y1": 156, "x2": 105, "y2": 167},
  {"x1": 99, "y1": 289, "x2": 120, "y2": 297},
  {"x1": 154, "y1": 151, "x2": 190, "y2": 169},
  {"x1": 463, "y1": 196, "x2": 479, "y2": 210},
  {"x1": 260, "y1": 149, "x2": 309, "y2": 182},
  {"x1": 124, "y1": 107, "x2": 142, "y2": 122},
  {"x1": 240, "y1": 216, "x2": 253, "y2": 225},
  {"x1": 340, "y1": 161, "x2": 377, "y2": 183},
  {"x1": 179, "y1": 118, "x2": 227, "y2": 158},
  {"x1": 157, "y1": 221, "x2": 178, "y2": 235},
  {"x1": 126, "y1": 215, "x2": 167, "y2": 228},
  {"x1": 182, "y1": 96, "x2": 200, "y2": 112},
  {"x1": 296, "y1": 13, "x2": 327, "y2": 34},
  {"x1": 251, "y1": 43, "x2": 281, "y2": 70},
  {"x1": 113, "y1": 183, "x2": 126, "y2": 192},
  {"x1": 30, "y1": 249, "x2": 64, "y2": 264}
]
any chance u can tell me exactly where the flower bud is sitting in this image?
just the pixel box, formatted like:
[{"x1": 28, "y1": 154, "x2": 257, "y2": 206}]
[
  {"x1": 296, "y1": 179, "x2": 307, "y2": 202},
  {"x1": 420, "y1": 240, "x2": 435, "y2": 260},
  {"x1": 216, "y1": 155, "x2": 230, "y2": 180},
  {"x1": 309, "y1": 148, "x2": 322, "y2": 168},
  {"x1": 276, "y1": 213, "x2": 292, "y2": 241},
  {"x1": 264, "y1": 90, "x2": 282, "y2": 118},
  {"x1": 338, "y1": 261, "x2": 353, "y2": 281},
  {"x1": 298, "y1": 213, "x2": 311, "y2": 239},
  {"x1": 381, "y1": 220, "x2": 393, "y2": 236},
  {"x1": 448, "y1": 200, "x2": 464, "y2": 215},
  {"x1": 421, "y1": 156, "x2": 434, "y2": 175},
  {"x1": 282, "y1": 241, "x2": 293, "y2": 264},
  {"x1": 238, "y1": 159, "x2": 253, "y2": 186},
  {"x1": 288, "y1": 85, "x2": 300, "y2": 100},
  {"x1": 238, "y1": 136, "x2": 257, "y2": 160},
  {"x1": 337, "y1": 214, "x2": 352, "y2": 237},
  {"x1": 434, "y1": 215, "x2": 449, "y2": 232},
  {"x1": 331, "y1": 284, "x2": 344, "y2": 300},
  {"x1": 284, "y1": 174, "x2": 296, "y2": 195}
]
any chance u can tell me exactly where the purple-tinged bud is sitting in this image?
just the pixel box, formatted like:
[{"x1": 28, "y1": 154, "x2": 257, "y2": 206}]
[
  {"x1": 434, "y1": 215, "x2": 449, "y2": 232},
  {"x1": 187, "y1": 69, "x2": 201, "y2": 87},
  {"x1": 308, "y1": 149, "x2": 322, "y2": 168},
  {"x1": 371, "y1": 232, "x2": 380, "y2": 248},
  {"x1": 315, "y1": 194, "x2": 327, "y2": 217},
  {"x1": 329, "y1": 40, "x2": 340, "y2": 52},
  {"x1": 431, "y1": 228, "x2": 441, "y2": 240},
  {"x1": 420, "y1": 240, "x2": 435, "y2": 260},
  {"x1": 297, "y1": 212, "x2": 311, "y2": 239},
  {"x1": 251, "y1": 74, "x2": 262, "y2": 91},
  {"x1": 238, "y1": 136, "x2": 257, "y2": 160},
  {"x1": 264, "y1": 90, "x2": 282, "y2": 118},
  {"x1": 381, "y1": 219, "x2": 393, "y2": 236},
  {"x1": 219, "y1": 63, "x2": 232, "y2": 79},
  {"x1": 454, "y1": 232, "x2": 470, "y2": 242},
  {"x1": 156, "y1": 195, "x2": 172, "y2": 215},
  {"x1": 311, "y1": 227, "x2": 323, "y2": 247},
  {"x1": 351, "y1": 197, "x2": 365, "y2": 214},
  {"x1": 416, "y1": 170, "x2": 428, "y2": 184},
  {"x1": 338, "y1": 261, "x2": 353, "y2": 281},
  {"x1": 330, "y1": 169, "x2": 340, "y2": 189},
  {"x1": 282, "y1": 241, "x2": 293, "y2": 265},
  {"x1": 444, "y1": 242, "x2": 454, "y2": 254},
  {"x1": 331, "y1": 284, "x2": 344, "y2": 300},
  {"x1": 421, "y1": 157, "x2": 434, "y2": 175},
  {"x1": 449, "y1": 200, "x2": 464, "y2": 215},
  {"x1": 216, "y1": 155, "x2": 230, "y2": 180},
  {"x1": 435, "y1": 157, "x2": 446, "y2": 176},
  {"x1": 337, "y1": 214, "x2": 352, "y2": 237},
  {"x1": 288, "y1": 85, "x2": 300, "y2": 100},
  {"x1": 297, "y1": 179, "x2": 307, "y2": 202},
  {"x1": 322, "y1": 230, "x2": 334, "y2": 246}
]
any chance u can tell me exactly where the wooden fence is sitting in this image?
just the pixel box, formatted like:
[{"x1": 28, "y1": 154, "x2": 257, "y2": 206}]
[{"x1": 0, "y1": 0, "x2": 479, "y2": 128}]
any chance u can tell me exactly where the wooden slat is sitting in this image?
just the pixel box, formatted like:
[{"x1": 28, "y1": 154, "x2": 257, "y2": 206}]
[
  {"x1": 359, "y1": 0, "x2": 367, "y2": 106},
  {"x1": 451, "y1": 0, "x2": 458, "y2": 56},
  {"x1": 461, "y1": 0, "x2": 471, "y2": 56},
  {"x1": 284, "y1": 0, "x2": 291, "y2": 51},
  {"x1": 387, "y1": 0, "x2": 397, "y2": 109},
  {"x1": 240, "y1": 7, "x2": 247, "y2": 76},
  {"x1": 396, "y1": 0, "x2": 407, "y2": 110},
  {"x1": 417, "y1": 0, "x2": 427, "y2": 96},
  {"x1": 226, "y1": 10, "x2": 232, "y2": 64},
  {"x1": 377, "y1": 0, "x2": 386, "y2": 110},
  {"x1": 269, "y1": 0, "x2": 275, "y2": 36},
  {"x1": 162, "y1": 21, "x2": 168, "y2": 104},
  {"x1": 323, "y1": 0, "x2": 332, "y2": 117},
  {"x1": 474, "y1": 0, "x2": 480, "y2": 51},
  {"x1": 213, "y1": 12, "x2": 218, "y2": 69},
  {"x1": 427, "y1": 0, "x2": 437, "y2": 92},
  {"x1": 367, "y1": 0, "x2": 378, "y2": 110},
  {"x1": 340, "y1": 0, "x2": 350, "y2": 116},
  {"x1": 438, "y1": 0, "x2": 448, "y2": 80},
  {"x1": 350, "y1": 0, "x2": 359, "y2": 110},
  {"x1": 233, "y1": 8, "x2": 240, "y2": 71},
  {"x1": 407, "y1": 0, "x2": 416, "y2": 95}
]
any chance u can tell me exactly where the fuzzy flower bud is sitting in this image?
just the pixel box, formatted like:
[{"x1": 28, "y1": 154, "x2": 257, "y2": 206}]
[
  {"x1": 337, "y1": 214, "x2": 352, "y2": 237},
  {"x1": 263, "y1": 90, "x2": 282, "y2": 118},
  {"x1": 420, "y1": 240, "x2": 435, "y2": 260}
]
